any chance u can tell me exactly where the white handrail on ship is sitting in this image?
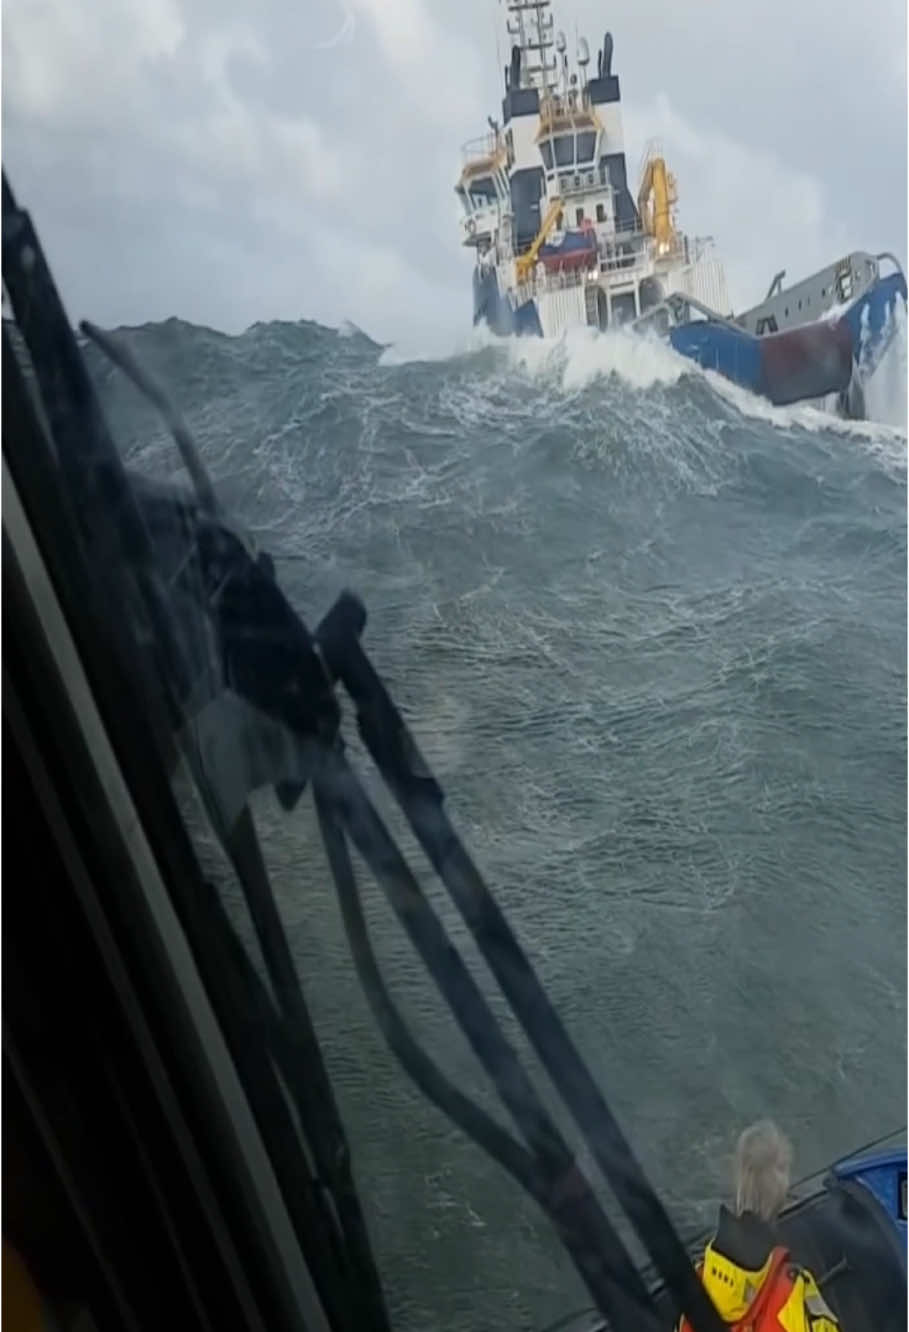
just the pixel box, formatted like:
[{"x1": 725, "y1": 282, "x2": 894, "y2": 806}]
[{"x1": 460, "y1": 132, "x2": 501, "y2": 166}]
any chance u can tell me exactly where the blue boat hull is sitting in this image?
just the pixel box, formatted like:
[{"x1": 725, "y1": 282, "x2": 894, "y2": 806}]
[
  {"x1": 472, "y1": 268, "x2": 541, "y2": 337},
  {"x1": 840, "y1": 272, "x2": 907, "y2": 378},
  {"x1": 833, "y1": 1146, "x2": 907, "y2": 1250},
  {"x1": 472, "y1": 269, "x2": 906, "y2": 412},
  {"x1": 668, "y1": 272, "x2": 907, "y2": 407}
]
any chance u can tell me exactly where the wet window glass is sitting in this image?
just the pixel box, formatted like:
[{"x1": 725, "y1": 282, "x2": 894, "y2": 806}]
[
  {"x1": 467, "y1": 176, "x2": 496, "y2": 206},
  {"x1": 3, "y1": 4, "x2": 907, "y2": 1332},
  {"x1": 553, "y1": 135, "x2": 574, "y2": 166},
  {"x1": 577, "y1": 131, "x2": 596, "y2": 161}
]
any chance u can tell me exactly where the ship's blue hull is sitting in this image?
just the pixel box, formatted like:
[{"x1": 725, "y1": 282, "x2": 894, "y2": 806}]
[
  {"x1": 473, "y1": 267, "x2": 542, "y2": 337},
  {"x1": 472, "y1": 269, "x2": 905, "y2": 411},
  {"x1": 668, "y1": 271, "x2": 906, "y2": 406},
  {"x1": 840, "y1": 271, "x2": 907, "y2": 377},
  {"x1": 833, "y1": 1145, "x2": 907, "y2": 1250}
]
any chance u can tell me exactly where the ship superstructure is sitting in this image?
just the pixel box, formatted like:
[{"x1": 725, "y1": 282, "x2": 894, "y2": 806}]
[{"x1": 457, "y1": 0, "x2": 729, "y2": 338}]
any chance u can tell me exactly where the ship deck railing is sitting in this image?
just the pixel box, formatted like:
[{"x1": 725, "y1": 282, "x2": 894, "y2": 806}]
[
  {"x1": 550, "y1": 165, "x2": 611, "y2": 197},
  {"x1": 461, "y1": 132, "x2": 503, "y2": 168},
  {"x1": 505, "y1": 227, "x2": 714, "y2": 305},
  {"x1": 538, "y1": 87, "x2": 597, "y2": 133}
]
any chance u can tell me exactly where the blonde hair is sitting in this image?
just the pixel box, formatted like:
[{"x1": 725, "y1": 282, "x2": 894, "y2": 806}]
[{"x1": 734, "y1": 1120, "x2": 793, "y2": 1222}]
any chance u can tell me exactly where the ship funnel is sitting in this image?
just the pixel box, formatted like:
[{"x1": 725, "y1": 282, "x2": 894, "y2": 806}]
[
  {"x1": 602, "y1": 31, "x2": 613, "y2": 77},
  {"x1": 577, "y1": 36, "x2": 590, "y2": 66}
]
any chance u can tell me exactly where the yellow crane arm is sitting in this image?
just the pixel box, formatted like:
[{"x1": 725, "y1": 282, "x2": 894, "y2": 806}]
[
  {"x1": 637, "y1": 156, "x2": 677, "y2": 250},
  {"x1": 515, "y1": 196, "x2": 563, "y2": 281}
]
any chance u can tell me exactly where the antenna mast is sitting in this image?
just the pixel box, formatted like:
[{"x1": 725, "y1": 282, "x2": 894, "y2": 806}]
[{"x1": 504, "y1": 0, "x2": 557, "y2": 92}]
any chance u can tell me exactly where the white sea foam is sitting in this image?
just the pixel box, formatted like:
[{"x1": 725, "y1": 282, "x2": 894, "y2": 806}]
[
  {"x1": 863, "y1": 297, "x2": 907, "y2": 433},
  {"x1": 503, "y1": 323, "x2": 688, "y2": 392},
  {"x1": 379, "y1": 298, "x2": 906, "y2": 467},
  {"x1": 377, "y1": 322, "x2": 496, "y2": 366}
]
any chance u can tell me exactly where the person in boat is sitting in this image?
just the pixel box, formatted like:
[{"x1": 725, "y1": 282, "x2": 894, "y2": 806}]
[{"x1": 679, "y1": 1120, "x2": 841, "y2": 1332}]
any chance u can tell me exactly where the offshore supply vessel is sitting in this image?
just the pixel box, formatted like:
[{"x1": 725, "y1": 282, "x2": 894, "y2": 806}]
[{"x1": 456, "y1": 1, "x2": 906, "y2": 416}]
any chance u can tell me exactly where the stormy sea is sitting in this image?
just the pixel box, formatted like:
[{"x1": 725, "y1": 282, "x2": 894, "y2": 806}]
[{"x1": 89, "y1": 316, "x2": 907, "y2": 1332}]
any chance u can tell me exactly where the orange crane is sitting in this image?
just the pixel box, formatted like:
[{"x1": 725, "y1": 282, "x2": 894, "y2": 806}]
[{"x1": 637, "y1": 154, "x2": 678, "y2": 255}]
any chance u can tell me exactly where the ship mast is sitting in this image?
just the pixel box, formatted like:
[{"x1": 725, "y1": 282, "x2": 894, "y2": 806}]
[{"x1": 504, "y1": 0, "x2": 558, "y2": 93}]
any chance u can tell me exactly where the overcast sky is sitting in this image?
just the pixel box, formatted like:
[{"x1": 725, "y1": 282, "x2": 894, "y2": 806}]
[{"x1": 4, "y1": 0, "x2": 906, "y2": 348}]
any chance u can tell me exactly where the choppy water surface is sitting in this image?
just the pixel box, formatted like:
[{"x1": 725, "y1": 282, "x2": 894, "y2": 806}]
[{"x1": 92, "y1": 316, "x2": 907, "y2": 1332}]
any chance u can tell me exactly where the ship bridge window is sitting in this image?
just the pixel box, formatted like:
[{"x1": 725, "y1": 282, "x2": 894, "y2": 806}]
[
  {"x1": 539, "y1": 141, "x2": 554, "y2": 171},
  {"x1": 466, "y1": 176, "x2": 496, "y2": 208},
  {"x1": 596, "y1": 202, "x2": 606, "y2": 222},
  {"x1": 577, "y1": 131, "x2": 596, "y2": 162},
  {"x1": 553, "y1": 135, "x2": 574, "y2": 167}
]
